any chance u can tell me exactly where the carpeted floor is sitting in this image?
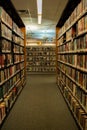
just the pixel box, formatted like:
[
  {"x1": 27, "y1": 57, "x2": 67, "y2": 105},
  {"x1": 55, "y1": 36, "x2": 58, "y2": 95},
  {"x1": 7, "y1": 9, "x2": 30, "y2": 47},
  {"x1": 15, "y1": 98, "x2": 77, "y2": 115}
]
[{"x1": 1, "y1": 74, "x2": 79, "y2": 130}]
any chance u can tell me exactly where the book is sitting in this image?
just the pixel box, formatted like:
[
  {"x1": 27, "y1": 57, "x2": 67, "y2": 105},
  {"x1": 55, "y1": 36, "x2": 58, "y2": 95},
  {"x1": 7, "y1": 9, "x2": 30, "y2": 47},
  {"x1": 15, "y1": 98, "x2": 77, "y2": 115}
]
[
  {"x1": 84, "y1": 55, "x2": 87, "y2": 69},
  {"x1": 75, "y1": 87, "x2": 82, "y2": 102},
  {"x1": 79, "y1": 36, "x2": 85, "y2": 49},
  {"x1": 77, "y1": 1, "x2": 83, "y2": 17},
  {"x1": 78, "y1": 109, "x2": 86, "y2": 127},
  {"x1": 0, "y1": 55, "x2": 2, "y2": 68},
  {"x1": 73, "y1": 84, "x2": 76, "y2": 96},
  {"x1": 13, "y1": 76, "x2": 17, "y2": 85},
  {"x1": 77, "y1": 17, "x2": 85, "y2": 35},
  {"x1": 0, "y1": 102, "x2": 6, "y2": 122},
  {"x1": 85, "y1": 34, "x2": 87, "y2": 49},
  {"x1": 84, "y1": 0, "x2": 87, "y2": 10},
  {"x1": 0, "y1": 87, "x2": 3, "y2": 100},
  {"x1": 80, "y1": 55, "x2": 84, "y2": 68},
  {"x1": 79, "y1": 71, "x2": 83, "y2": 86},
  {"x1": 82, "y1": 115, "x2": 87, "y2": 130},
  {"x1": 71, "y1": 98, "x2": 77, "y2": 112},
  {"x1": 1, "y1": 70, "x2": 5, "y2": 83},
  {"x1": 9, "y1": 78, "x2": 13, "y2": 89},
  {"x1": 77, "y1": 54, "x2": 80, "y2": 68},
  {"x1": 4, "y1": 69, "x2": 8, "y2": 80},
  {"x1": 85, "y1": 15, "x2": 87, "y2": 31},
  {"x1": 0, "y1": 7, "x2": 6, "y2": 21},
  {"x1": 82, "y1": 73, "x2": 87, "y2": 90},
  {"x1": 83, "y1": 94, "x2": 87, "y2": 111}
]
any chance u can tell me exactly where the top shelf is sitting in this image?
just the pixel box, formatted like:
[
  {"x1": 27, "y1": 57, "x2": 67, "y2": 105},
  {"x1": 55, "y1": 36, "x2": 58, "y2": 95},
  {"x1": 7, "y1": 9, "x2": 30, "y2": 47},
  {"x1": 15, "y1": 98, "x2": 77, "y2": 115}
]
[
  {"x1": 56, "y1": 0, "x2": 81, "y2": 28},
  {"x1": 0, "y1": 0, "x2": 25, "y2": 28}
]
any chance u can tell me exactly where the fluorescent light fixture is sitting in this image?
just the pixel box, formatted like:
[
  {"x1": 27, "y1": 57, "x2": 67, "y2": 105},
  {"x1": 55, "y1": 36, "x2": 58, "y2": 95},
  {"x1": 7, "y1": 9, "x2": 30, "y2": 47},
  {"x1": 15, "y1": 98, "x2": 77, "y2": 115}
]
[
  {"x1": 37, "y1": 0, "x2": 42, "y2": 24},
  {"x1": 37, "y1": 0, "x2": 42, "y2": 14},
  {"x1": 38, "y1": 14, "x2": 42, "y2": 24}
]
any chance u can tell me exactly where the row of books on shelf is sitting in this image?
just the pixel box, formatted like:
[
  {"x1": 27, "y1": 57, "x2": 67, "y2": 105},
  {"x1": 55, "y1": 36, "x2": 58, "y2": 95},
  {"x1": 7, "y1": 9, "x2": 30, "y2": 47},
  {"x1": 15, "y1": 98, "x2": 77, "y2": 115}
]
[
  {"x1": 13, "y1": 44, "x2": 24, "y2": 53},
  {"x1": 27, "y1": 61, "x2": 56, "y2": 66},
  {"x1": 0, "y1": 40, "x2": 24, "y2": 54},
  {"x1": 13, "y1": 44, "x2": 20, "y2": 53},
  {"x1": 77, "y1": 15, "x2": 87, "y2": 35},
  {"x1": 27, "y1": 47, "x2": 55, "y2": 51},
  {"x1": 14, "y1": 54, "x2": 24, "y2": 63},
  {"x1": 21, "y1": 69, "x2": 25, "y2": 77},
  {"x1": 58, "y1": 54, "x2": 87, "y2": 69},
  {"x1": 0, "y1": 39, "x2": 11, "y2": 53},
  {"x1": 13, "y1": 22, "x2": 24, "y2": 39},
  {"x1": 27, "y1": 57, "x2": 56, "y2": 61},
  {"x1": 20, "y1": 62, "x2": 24, "y2": 69},
  {"x1": 58, "y1": 34, "x2": 87, "y2": 51},
  {"x1": 57, "y1": 77, "x2": 87, "y2": 130},
  {"x1": 0, "y1": 54, "x2": 24, "y2": 68},
  {"x1": 0, "y1": 64, "x2": 25, "y2": 84},
  {"x1": 27, "y1": 52, "x2": 56, "y2": 56},
  {"x1": 66, "y1": 27, "x2": 76, "y2": 41},
  {"x1": 58, "y1": 63, "x2": 87, "y2": 91},
  {"x1": 0, "y1": 6, "x2": 12, "y2": 29},
  {"x1": 65, "y1": 89, "x2": 87, "y2": 130},
  {"x1": 57, "y1": 75, "x2": 87, "y2": 112},
  {"x1": 0, "y1": 101, "x2": 6, "y2": 125},
  {"x1": 1, "y1": 23, "x2": 12, "y2": 40},
  {"x1": 0, "y1": 77, "x2": 25, "y2": 125},
  {"x1": 13, "y1": 34, "x2": 24, "y2": 46},
  {"x1": 27, "y1": 67, "x2": 56, "y2": 72},
  {"x1": 65, "y1": 76, "x2": 87, "y2": 111},
  {"x1": 0, "y1": 23, "x2": 24, "y2": 45},
  {"x1": 58, "y1": 0, "x2": 87, "y2": 37},
  {"x1": 0, "y1": 54, "x2": 13, "y2": 68},
  {"x1": 65, "y1": 15, "x2": 87, "y2": 40},
  {"x1": 0, "y1": 70, "x2": 25, "y2": 99},
  {"x1": 0, "y1": 7, "x2": 24, "y2": 39}
]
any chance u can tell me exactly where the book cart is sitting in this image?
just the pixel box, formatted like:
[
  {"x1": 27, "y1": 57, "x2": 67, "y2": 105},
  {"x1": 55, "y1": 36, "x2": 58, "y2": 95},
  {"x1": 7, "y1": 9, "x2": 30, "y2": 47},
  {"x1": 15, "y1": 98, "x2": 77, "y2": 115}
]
[
  {"x1": 56, "y1": 0, "x2": 87, "y2": 130},
  {"x1": 0, "y1": 0, "x2": 26, "y2": 126}
]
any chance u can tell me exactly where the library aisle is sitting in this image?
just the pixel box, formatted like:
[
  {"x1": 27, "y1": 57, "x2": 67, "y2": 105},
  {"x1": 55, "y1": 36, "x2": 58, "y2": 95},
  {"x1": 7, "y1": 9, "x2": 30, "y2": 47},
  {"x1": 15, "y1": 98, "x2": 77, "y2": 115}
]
[{"x1": 1, "y1": 75, "x2": 79, "y2": 130}]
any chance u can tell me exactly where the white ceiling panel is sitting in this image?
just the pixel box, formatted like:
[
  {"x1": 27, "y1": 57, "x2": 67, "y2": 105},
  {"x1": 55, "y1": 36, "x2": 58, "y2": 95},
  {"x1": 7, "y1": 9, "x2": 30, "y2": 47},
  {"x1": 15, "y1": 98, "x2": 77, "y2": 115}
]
[{"x1": 12, "y1": 0, "x2": 68, "y2": 41}]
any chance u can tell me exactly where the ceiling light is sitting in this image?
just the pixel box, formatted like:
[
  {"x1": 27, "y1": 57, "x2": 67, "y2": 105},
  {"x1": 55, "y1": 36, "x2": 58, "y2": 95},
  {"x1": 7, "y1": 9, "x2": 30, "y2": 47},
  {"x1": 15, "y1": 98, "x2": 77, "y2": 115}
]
[
  {"x1": 37, "y1": 0, "x2": 42, "y2": 24},
  {"x1": 38, "y1": 14, "x2": 42, "y2": 24}
]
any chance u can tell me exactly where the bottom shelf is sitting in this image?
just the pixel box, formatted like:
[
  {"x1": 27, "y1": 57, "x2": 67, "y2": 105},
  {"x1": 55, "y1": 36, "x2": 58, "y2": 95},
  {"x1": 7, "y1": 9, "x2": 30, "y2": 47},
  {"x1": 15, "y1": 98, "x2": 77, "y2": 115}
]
[
  {"x1": 26, "y1": 67, "x2": 56, "y2": 73},
  {"x1": 0, "y1": 77, "x2": 26, "y2": 127},
  {"x1": 57, "y1": 77, "x2": 87, "y2": 130},
  {"x1": 26, "y1": 72, "x2": 56, "y2": 75}
]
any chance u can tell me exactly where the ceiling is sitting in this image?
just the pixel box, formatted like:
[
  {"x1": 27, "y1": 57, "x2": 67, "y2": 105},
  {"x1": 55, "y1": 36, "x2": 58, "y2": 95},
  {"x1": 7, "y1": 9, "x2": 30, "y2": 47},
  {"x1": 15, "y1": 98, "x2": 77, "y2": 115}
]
[{"x1": 12, "y1": 0, "x2": 68, "y2": 41}]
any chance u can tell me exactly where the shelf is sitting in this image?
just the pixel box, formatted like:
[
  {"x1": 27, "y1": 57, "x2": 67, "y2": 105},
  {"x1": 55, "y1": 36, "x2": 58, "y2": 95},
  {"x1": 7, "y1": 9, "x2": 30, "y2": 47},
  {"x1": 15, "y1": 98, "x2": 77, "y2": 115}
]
[
  {"x1": 0, "y1": 0, "x2": 26, "y2": 126},
  {"x1": 58, "y1": 60, "x2": 87, "y2": 73},
  {"x1": 58, "y1": 84, "x2": 83, "y2": 130},
  {"x1": 57, "y1": 11, "x2": 87, "y2": 40},
  {"x1": 0, "y1": 0, "x2": 25, "y2": 28},
  {"x1": 26, "y1": 45, "x2": 56, "y2": 73},
  {"x1": 58, "y1": 67, "x2": 87, "y2": 93},
  {"x1": 56, "y1": 0, "x2": 81, "y2": 28},
  {"x1": 56, "y1": 1, "x2": 87, "y2": 130},
  {"x1": 57, "y1": 49, "x2": 87, "y2": 54}
]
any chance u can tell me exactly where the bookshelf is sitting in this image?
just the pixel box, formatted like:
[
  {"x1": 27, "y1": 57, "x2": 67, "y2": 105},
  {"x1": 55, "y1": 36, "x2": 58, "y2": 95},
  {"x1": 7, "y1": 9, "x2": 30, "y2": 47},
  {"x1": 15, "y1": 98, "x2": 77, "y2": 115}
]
[
  {"x1": 0, "y1": 0, "x2": 26, "y2": 126},
  {"x1": 26, "y1": 44, "x2": 56, "y2": 74},
  {"x1": 56, "y1": 0, "x2": 87, "y2": 130}
]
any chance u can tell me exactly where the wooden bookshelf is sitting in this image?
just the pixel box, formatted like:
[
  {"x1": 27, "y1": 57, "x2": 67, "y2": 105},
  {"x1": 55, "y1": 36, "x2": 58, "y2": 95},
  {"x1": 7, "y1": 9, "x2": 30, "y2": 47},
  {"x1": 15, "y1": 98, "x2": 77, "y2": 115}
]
[
  {"x1": 26, "y1": 44, "x2": 56, "y2": 74},
  {"x1": 56, "y1": 0, "x2": 87, "y2": 130},
  {"x1": 0, "y1": 0, "x2": 26, "y2": 126}
]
